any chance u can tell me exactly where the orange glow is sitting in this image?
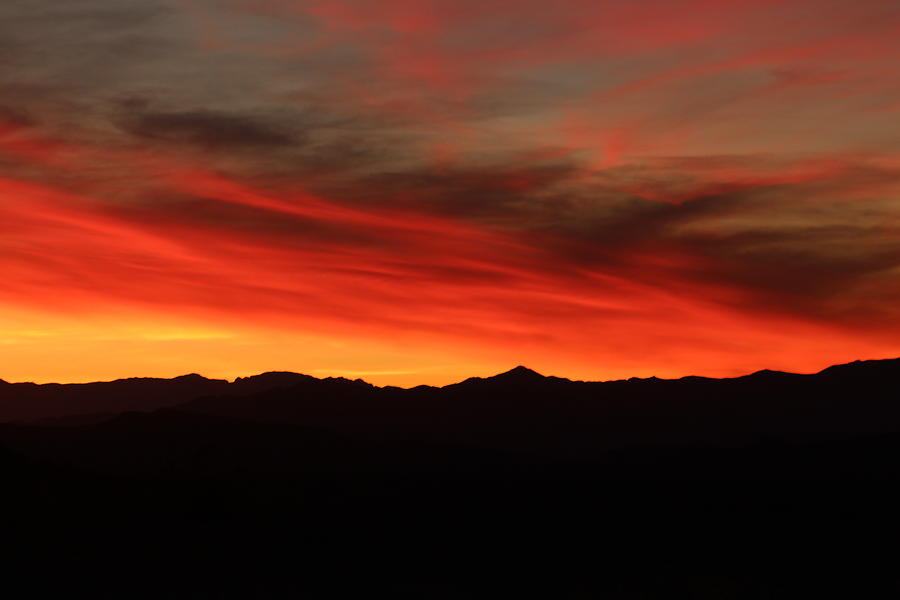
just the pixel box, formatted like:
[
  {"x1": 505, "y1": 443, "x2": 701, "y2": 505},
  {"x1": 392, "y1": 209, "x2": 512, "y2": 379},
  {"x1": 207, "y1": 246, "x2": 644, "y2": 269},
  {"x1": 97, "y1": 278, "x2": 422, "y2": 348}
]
[{"x1": 1, "y1": 162, "x2": 897, "y2": 385}]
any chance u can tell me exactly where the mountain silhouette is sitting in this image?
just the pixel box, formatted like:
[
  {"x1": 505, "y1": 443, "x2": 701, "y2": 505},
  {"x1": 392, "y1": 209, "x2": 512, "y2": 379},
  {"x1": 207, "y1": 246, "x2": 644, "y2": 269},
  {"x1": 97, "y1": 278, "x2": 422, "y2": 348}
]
[
  {"x1": 453, "y1": 365, "x2": 548, "y2": 386},
  {"x1": 3, "y1": 358, "x2": 900, "y2": 597},
  {"x1": 4, "y1": 356, "x2": 897, "y2": 428},
  {"x1": 0, "y1": 371, "x2": 320, "y2": 422}
]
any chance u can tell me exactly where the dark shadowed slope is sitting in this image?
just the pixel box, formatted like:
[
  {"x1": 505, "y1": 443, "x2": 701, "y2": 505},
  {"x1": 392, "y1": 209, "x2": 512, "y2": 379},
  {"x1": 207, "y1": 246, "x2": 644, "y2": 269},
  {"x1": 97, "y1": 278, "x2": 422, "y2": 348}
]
[
  {"x1": 2, "y1": 360, "x2": 900, "y2": 598},
  {"x1": 3, "y1": 359, "x2": 900, "y2": 597}
]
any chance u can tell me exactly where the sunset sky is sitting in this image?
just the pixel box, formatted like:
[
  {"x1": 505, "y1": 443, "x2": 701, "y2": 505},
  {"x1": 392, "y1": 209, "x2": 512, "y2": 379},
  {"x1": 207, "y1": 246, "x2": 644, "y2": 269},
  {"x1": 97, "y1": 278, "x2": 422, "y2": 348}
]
[{"x1": 2, "y1": 0, "x2": 900, "y2": 385}]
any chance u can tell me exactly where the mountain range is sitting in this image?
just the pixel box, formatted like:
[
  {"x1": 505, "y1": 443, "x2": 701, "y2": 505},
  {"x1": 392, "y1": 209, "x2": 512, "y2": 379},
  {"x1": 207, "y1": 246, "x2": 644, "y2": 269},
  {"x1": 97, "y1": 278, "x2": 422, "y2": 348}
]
[
  {"x1": 3, "y1": 358, "x2": 900, "y2": 597},
  {"x1": 3, "y1": 358, "x2": 900, "y2": 451}
]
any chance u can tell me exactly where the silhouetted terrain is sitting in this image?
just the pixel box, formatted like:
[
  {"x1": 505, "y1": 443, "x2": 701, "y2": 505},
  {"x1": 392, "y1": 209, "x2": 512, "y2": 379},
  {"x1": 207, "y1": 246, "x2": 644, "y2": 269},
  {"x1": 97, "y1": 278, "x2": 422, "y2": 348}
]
[
  {"x1": 0, "y1": 371, "x2": 317, "y2": 422},
  {"x1": 2, "y1": 359, "x2": 900, "y2": 597}
]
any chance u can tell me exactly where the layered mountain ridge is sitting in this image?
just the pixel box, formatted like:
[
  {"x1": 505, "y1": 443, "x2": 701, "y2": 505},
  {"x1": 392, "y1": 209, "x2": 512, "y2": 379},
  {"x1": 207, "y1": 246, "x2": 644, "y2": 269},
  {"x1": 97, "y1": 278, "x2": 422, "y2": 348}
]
[{"x1": 1, "y1": 357, "x2": 899, "y2": 453}]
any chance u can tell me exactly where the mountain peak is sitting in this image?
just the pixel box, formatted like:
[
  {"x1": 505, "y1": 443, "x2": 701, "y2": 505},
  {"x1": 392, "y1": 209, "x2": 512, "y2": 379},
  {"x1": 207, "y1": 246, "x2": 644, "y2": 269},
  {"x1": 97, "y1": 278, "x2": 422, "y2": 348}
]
[
  {"x1": 450, "y1": 365, "x2": 548, "y2": 388},
  {"x1": 493, "y1": 365, "x2": 545, "y2": 379},
  {"x1": 745, "y1": 369, "x2": 793, "y2": 378},
  {"x1": 235, "y1": 371, "x2": 312, "y2": 383},
  {"x1": 174, "y1": 373, "x2": 212, "y2": 382}
]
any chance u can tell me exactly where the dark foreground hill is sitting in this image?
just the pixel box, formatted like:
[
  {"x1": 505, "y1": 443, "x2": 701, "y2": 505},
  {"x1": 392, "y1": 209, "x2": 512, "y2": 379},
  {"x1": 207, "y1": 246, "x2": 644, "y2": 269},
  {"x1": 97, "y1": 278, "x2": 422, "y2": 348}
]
[{"x1": 3, "y1": 358, "x2": 900, "y2": 597}]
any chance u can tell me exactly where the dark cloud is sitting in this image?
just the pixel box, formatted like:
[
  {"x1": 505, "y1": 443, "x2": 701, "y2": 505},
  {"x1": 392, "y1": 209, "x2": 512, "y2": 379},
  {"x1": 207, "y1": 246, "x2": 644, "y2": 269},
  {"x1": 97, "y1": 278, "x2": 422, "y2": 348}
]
[
  {"x1": 116, "y1": 108, "x2": 299, "y2": 150},
  {"x1": 578, "y1": 183, "x2": 898, "y2": 324},
  {"x1": 0, "y1": 105, "x2": 35, "y2": 127},
  {"x1": 353, "y1": 161, "x2": 580, "y2": 218}
]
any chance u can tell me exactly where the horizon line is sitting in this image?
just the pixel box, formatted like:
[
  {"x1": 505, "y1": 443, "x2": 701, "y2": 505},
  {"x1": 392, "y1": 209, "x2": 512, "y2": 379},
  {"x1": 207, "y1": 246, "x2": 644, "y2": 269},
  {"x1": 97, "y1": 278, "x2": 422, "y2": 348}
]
[{"x1": 3, "y1": 356, "x2": 898, "y2": 389}]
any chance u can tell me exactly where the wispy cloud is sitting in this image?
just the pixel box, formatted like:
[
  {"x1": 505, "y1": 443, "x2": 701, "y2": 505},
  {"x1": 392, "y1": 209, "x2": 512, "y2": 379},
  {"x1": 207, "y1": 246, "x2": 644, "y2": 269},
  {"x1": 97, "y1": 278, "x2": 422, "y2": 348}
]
[{"x1": 1, "y1": 0, "x2": 899, "y2": 383}]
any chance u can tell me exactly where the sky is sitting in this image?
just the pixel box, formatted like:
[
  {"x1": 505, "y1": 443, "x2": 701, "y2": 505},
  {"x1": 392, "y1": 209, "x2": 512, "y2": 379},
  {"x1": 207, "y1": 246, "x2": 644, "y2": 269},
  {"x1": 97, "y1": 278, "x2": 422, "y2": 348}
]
[{"x1": 1, "y1": 0, "x2": 900, "y2": 385}]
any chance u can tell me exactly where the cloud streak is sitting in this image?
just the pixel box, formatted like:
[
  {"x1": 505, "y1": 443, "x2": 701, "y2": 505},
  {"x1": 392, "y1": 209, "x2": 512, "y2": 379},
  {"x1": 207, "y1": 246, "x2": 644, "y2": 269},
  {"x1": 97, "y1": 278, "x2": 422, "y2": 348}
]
[{"x1": 0, "y1": 0, "x2": 899, "y2": 384}]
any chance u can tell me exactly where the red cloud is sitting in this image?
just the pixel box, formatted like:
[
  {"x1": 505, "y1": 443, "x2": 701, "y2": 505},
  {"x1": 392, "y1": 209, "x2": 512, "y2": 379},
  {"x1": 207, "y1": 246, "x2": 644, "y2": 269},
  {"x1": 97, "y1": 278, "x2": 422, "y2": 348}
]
[{"x1": 2, "y1": 0, "x2": 899, "y2": 384}]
